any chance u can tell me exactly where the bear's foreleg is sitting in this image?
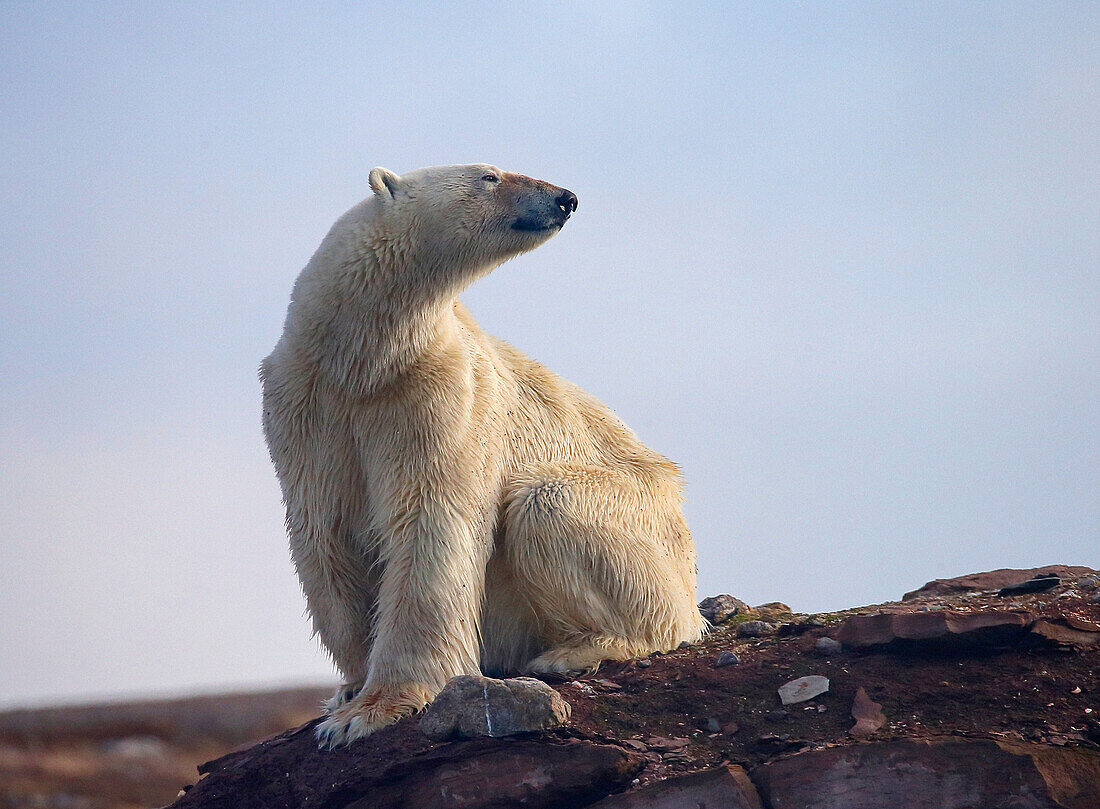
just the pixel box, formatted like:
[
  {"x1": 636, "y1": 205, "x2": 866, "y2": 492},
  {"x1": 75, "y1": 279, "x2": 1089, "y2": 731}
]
[
  {"x1": 315, "y1": 491, "x2": 489, "y2": 748},
  {"x1": 287, "y1": 512, "x2": 379, "y2": 711}
]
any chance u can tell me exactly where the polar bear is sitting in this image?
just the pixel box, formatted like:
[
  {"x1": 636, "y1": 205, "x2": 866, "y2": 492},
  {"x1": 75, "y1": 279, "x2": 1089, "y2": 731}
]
[{"x1": 261, "y1": 164, "x2": 705, "y2": 747}]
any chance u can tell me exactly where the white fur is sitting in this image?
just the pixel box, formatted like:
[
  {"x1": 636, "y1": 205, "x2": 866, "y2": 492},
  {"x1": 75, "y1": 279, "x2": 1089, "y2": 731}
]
[{"x1": 261, "y1": 164, "x2": 705, "y2": 747}]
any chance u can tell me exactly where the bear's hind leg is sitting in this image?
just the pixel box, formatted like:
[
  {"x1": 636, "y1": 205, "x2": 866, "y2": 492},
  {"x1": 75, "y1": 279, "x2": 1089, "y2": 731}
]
[{"x1": 502, "y1": 465, "x2": 705, "y2": 675}]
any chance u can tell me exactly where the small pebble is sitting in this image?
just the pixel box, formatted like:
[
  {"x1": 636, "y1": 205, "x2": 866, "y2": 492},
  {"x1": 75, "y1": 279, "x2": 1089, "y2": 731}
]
[
  {"x1": 705, "y1": 717, "x2": 721, "y2": 733},
  {"x1": 714, "y1": 651, "x2": 740, "y2": 668},
  {"x1": 636, "y1": 659, "x2": 652, "y2": 668},
  {"x1": 678, "y1": 640, "x2": 695, "y2": 650}
]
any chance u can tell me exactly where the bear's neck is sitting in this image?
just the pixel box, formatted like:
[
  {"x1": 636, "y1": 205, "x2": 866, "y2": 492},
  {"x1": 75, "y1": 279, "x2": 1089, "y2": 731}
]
[{"x1": 290, "y1": 244, "x2": 471, "y2": 398}]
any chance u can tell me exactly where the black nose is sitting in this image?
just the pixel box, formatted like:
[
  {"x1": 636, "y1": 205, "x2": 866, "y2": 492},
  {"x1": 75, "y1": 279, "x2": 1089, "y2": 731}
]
[{"x1": 556, "y1": 189, "x2": 578, "y2": 215}]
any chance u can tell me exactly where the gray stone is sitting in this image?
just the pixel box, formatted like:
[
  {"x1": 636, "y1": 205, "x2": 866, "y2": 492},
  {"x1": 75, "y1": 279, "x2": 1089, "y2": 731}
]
[
  {"x1": 736, "y1": 620, "x2": 776, "y2": 638},
  {"x1": 636, "y1": 659, "x2": 652, "y2": 668},
  {"x1": 778, "y1": 675, "x2": 830, "y2": 705},
  {"x1": 419, "y1": 675, "x2": 570, "y2": 741},
  {"x1": 715, "y1": 650, "x2": 740, "y2": 668},
  {"x1": 698, "y1": 594, "x2": 753, "y2": 624},
  {"x1": 1078, "y1": 574, "x2": 1100, "y2": 590},
  {"x1": 814, "y1": 637, "x2": 843, "y2": 655},
  {"x1": 753, "y1": 602, "x2": 792, "y2": 622}
]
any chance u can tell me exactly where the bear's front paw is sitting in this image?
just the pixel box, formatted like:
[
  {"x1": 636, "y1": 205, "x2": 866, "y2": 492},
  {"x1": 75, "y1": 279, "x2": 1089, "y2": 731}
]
[{"x1": 315, "y1": 682, "x2": 434, "y2": 749}]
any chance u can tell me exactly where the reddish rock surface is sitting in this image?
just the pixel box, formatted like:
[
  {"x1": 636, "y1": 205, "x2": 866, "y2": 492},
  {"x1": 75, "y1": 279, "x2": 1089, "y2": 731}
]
[
  {"x1": 587, "y1": 764, "x2": 762, "y2": 808},
  {"x1": 848, "y1": 687, "x2": 886, "y2": 737},
  {"x1": 753, "y1": 738, "x2": 1100, "y2": 809},
  {"x1": 836, "y1": 608, "x2": 1032, "y2": 649},
  {"x1": 172, "y1": 727, "x2": 643, "y2": 809},
  {"x1": 2, "y1": 568, "x2": 1099, "y2": 808}
]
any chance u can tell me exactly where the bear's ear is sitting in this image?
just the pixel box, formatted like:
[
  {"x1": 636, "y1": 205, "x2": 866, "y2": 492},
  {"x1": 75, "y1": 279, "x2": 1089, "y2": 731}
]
[{"x1": 369, "y1": 167, "x2": 402, "y2": 200}]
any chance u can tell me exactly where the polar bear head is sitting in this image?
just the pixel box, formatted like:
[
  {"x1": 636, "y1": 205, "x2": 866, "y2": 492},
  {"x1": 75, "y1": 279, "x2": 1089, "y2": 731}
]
[{"x1": 365, "y1": 164, "x2": 577, "y2": 287}]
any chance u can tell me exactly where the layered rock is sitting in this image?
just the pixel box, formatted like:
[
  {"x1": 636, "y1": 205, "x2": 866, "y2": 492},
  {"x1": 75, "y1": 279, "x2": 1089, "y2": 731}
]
[
  {"x1": 902, "y1": 566, "x2": 1096, "y2": 600},
  {"x1": 753, "y1": 738, "x2": 1100, "y2": 809}
]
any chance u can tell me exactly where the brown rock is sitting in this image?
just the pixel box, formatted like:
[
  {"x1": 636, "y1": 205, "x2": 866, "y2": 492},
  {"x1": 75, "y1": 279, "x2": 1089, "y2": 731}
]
[
  {"x1": 753, "y1": 602, "x2": 793, "y2": 622},
  {"x1": 753, "y1": 738, "x2": 1100, "y2": 809},
  {"x1": 1065, "y1": 614, "x2": 1100, "y2": 633},
  {"x1": 836, "y1": 609, "x2": 1030, "y2": 649},
  {"x1": 903, "y1": 566, "x2": 1095, "y2": 601},
  {"x1": 586, "y1": 764, "x2": 763, "y2": 809},
  {"x1": 644, "y1": 736, "x2": 689, "y2": 752},
  {"x1": 172, "y1": 727, "x2": 644, "y2": 809},
  {"x1": 849, "y1": 687, "x2": 886, "y2": 737},
  {"x1": 1027, "y1": 618, "x2": 1100, "y2": 648},
  {"x1": 345, "y1": 738, "x2": 646, "y2": 809}
]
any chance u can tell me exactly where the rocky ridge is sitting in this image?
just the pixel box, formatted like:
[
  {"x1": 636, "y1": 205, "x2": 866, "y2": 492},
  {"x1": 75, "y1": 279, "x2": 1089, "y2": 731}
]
[
  {"x1": 2, "y1": 566, "x2": 1098, "y2": 808},
  {"x1": 167, "y1": 566, "x2": 1100, "y2": 809}
]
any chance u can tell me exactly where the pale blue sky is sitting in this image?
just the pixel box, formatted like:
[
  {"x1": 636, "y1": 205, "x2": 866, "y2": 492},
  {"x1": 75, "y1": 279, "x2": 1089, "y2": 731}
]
[{"x1": 2, "y1": 3, "x2": 1097, "y2": 707}]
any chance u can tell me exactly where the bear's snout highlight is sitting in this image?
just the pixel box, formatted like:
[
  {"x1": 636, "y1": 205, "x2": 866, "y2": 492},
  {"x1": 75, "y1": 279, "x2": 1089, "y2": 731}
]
[{"x1": 507, "y1": 176, "x2": 578, "y2": 233}]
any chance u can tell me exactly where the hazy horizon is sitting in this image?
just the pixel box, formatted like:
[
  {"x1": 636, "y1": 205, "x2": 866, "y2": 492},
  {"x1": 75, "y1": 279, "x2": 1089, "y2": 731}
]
[{"x1": 2, "y1": 3, "x2": 1097, "y2": 709}]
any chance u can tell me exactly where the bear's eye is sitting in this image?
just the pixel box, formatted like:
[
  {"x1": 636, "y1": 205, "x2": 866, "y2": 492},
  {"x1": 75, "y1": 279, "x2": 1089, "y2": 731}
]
[{"x1": 481, "y1": 173, "x2": 500, "y2": 183}]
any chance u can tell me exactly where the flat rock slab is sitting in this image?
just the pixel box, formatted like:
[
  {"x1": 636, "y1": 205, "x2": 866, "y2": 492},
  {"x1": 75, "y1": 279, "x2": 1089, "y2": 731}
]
[
  {"x1": 343, "y1": 737, "x2": 643, "y2": 809},
  {"x1": 419, "y1": 675, "x2": 570, "y2": 741},
  {"x1": 1027, "y1": 618, "x2": 1100, "y2": 648},
  {"x1": 753, "y1": 737, "x2": 1100, "y2": 809},
  {"x1": 778, "y1": 676, "x2": 830, "y2": 705},
  {"x1": 587, "y1": 764, "x2": 763, "y2": 809},
  {"x1": 169, "y1": 723, "x2": 641, "y2": 809},
  {"x1": 837, "y1": 609, "x2": 1031, "y2": 649},
  {"x1": 903, "y1": 566, "x2": 1096, "y2": 601}
]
